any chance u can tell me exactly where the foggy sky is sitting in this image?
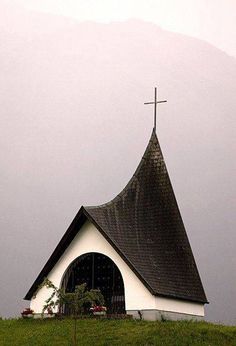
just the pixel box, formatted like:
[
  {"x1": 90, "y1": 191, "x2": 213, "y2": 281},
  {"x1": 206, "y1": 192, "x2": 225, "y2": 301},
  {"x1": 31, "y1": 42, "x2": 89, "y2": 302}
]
[
  {"x1": 4, "y1": 0, "x2": 236, "y2": 58},
  {"x1": 0, "y1": 3, "x2": 236, "y2": 324}
]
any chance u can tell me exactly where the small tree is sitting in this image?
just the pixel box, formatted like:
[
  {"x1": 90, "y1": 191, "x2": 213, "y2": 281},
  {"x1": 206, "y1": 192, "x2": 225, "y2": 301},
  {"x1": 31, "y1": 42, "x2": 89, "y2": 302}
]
[{"x1": 38, "y1": 278, "x2": 105, "y2": 345}]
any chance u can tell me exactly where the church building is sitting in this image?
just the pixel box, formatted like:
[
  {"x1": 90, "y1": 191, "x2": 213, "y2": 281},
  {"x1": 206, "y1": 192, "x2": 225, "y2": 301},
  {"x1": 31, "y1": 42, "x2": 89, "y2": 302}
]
[{"x1": 24, "y1": 99, "x2": 207, "y2": 320}]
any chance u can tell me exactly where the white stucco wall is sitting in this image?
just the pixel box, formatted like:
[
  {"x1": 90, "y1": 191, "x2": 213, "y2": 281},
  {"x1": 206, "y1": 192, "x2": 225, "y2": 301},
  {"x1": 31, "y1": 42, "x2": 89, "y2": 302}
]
[
  {"x1": 30, "y1": 220, "x2": 204, "y2": 317},
  {"x1": 155, "y1": 296, "x2": 204, "y2": 316}
]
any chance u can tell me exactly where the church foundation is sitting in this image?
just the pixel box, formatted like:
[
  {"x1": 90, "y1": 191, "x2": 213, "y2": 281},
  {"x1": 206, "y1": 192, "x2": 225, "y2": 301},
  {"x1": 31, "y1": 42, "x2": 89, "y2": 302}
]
[{"x1": 127, "y1": 309, "x2": 204, "y2": 321}]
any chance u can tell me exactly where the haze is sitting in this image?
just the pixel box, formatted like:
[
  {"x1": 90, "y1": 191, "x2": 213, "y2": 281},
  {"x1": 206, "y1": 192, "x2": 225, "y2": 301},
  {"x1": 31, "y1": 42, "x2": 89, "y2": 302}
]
[
  {"x1": 4, "y1": 0, "x2": 236, "y2": 57},
  {"x1": 0, "y1": 2, "x2": 236, "y2": 325}
]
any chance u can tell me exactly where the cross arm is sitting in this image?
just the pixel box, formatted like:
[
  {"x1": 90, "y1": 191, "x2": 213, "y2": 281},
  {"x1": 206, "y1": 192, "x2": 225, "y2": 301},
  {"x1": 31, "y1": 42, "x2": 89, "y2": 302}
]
[{"x1": 144, "y1": 100, "x2": 167, "y2": 105}]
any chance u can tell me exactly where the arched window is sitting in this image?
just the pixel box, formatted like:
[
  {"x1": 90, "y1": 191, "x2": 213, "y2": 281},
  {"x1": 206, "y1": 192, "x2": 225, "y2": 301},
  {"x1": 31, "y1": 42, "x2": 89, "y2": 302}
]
[{"x1": 61, "y1": 252, "x2": 125, "y2": 314}]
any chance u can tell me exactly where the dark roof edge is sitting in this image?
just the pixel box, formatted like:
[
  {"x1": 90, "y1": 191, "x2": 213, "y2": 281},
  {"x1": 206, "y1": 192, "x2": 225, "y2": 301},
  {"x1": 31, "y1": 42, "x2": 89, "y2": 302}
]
[
  {"x1": 152, "y1": 130, "x2": 208, "y2": 304},
  {"x1": 154, "y1": 133, "x2": 208, "y2": 304},
  {"x1": 85, "y1": 129, "x2": 157, "y2": 210},
  {"x1": 153, "y1": 292, "x2": 209, "y2": 304},
  {"x1": 24, "y1": 205, "x2": 155, "y2": 301},
  {"x1": 24, "y1": 206, "x2": 87, "y2": 300}
]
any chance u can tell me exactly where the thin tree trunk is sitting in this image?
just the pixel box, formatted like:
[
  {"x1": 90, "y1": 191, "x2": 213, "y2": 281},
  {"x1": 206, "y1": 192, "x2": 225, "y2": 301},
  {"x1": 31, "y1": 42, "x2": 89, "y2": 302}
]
[{"x1": 73, "y1": 315, "x2": 77, "y2": 346}]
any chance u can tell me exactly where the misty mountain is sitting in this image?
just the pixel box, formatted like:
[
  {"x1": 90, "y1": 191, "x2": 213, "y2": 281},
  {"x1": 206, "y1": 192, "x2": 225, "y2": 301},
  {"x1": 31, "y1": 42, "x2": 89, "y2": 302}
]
[{"x1": 0, "y1": 4, "x2": 235, "y2": 323}]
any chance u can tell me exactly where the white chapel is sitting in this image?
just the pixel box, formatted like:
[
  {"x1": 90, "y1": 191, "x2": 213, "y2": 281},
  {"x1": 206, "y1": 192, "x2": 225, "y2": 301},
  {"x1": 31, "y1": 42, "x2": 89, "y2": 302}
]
[{"x1": 25, "y1": 114, "x2": 207, "y2": 321}]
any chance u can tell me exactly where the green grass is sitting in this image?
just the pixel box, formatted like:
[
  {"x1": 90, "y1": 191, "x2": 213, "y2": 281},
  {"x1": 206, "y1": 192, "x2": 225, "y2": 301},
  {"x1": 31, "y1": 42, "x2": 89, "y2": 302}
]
[{"x1": 0, "y1": 318, "x2": 236, "y2": 346}]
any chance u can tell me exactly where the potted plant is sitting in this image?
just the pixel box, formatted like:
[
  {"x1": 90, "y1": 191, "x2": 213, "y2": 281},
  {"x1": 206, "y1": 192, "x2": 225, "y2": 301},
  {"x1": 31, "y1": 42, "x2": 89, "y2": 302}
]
[
  {"x1": 21, "y1": 308, "x2": 34, "y2": 318},
  {"x1": 89, "y1": 305, "x2": 107, "y2": 316}
]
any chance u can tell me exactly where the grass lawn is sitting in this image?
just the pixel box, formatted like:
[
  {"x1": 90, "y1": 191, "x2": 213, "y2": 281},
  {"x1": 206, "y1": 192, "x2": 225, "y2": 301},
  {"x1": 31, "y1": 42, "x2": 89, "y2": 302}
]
[{"x1": 0, "y1": 318, "x2": 236, "y2": 346}]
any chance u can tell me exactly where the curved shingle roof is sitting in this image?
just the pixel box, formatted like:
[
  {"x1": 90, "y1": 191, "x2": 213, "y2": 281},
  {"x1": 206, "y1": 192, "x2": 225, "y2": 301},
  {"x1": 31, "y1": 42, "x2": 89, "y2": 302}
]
[{"x1": 25, "y1": 130, "x2": 207, "y2": 303}]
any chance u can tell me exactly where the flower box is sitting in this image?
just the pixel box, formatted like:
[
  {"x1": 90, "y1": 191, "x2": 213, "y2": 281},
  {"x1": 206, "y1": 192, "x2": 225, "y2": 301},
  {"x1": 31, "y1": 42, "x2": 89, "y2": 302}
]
[
  {"x1": 89, "y1": 305, "x2": 107, "y2": 316},
  {"x1": 93, "y1": 311, "x2": 106, "y2": 316},
  {"x1": 21, "y1": 308, "x2": 34, "y2": 318}
]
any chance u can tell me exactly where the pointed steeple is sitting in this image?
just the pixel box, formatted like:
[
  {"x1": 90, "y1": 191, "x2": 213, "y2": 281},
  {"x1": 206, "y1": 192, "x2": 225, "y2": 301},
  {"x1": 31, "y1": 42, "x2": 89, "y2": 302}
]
[
  {"x1": 85, "y1": 131, "x2": 207, "y2": 303},
  {"x1": 25, "y1": 130, "x2": 207, "y2": 304}
]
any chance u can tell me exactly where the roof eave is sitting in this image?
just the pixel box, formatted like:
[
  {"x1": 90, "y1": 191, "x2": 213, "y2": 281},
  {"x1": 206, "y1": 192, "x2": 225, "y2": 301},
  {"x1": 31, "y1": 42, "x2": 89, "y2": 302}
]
[
  {"x1": 24, "y1": 206, "x2": 87, "y2": 300},
  {"x1": 24, "y1": 206, "x2": 156, "y2": 301},
  {"x1": 153, "y1": 292, "x2": 208, "y2": 304}
]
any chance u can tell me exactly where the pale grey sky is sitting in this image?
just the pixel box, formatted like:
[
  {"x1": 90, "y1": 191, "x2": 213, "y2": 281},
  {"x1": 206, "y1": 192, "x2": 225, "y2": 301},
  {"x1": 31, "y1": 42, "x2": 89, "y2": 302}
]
[
  {"x1": 4, "y1": 0, "x2": 236, "y2": 57},
  {"x1": 0, "y1": 0, "x2": 236, "y2": 325}
]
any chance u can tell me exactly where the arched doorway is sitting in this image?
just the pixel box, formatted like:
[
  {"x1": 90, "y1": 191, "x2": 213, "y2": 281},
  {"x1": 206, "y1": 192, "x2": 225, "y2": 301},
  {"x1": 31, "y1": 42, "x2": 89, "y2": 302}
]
[{"x1": 61, "y1": 252, "x2": 125, "y2": 314}]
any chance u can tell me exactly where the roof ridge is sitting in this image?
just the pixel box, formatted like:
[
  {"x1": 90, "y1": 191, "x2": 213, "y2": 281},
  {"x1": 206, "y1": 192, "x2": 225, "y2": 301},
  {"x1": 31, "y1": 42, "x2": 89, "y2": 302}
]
[{"x1": 85, "y1": 129, "x2": 162, "y2": 210}]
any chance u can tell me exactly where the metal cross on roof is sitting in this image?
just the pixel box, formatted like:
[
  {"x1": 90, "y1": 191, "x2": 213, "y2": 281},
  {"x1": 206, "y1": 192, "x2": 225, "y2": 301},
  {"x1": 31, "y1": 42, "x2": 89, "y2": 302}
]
[{"x1": 144, "y1": 87, "x2": 167, "y2": 132}]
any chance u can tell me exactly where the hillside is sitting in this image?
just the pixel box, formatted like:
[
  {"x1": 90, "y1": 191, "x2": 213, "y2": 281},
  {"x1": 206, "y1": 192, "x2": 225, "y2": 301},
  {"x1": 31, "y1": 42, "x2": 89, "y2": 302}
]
[
  {"x1": 0, "y1": 4, "x2": 236, "y2": 324},
  {"x1": 0, "y1": 319, "x2": 236, "y2": 346}
]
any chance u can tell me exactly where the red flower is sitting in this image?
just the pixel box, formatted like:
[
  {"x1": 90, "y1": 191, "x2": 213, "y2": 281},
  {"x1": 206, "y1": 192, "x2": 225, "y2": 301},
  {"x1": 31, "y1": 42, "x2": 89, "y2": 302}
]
[
  {"x1": 93, "y1": 305, "x2": 107, "y2": 312},
  {"x1": 21, "y1": 308, "x2": 34, "y2": 316}
]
